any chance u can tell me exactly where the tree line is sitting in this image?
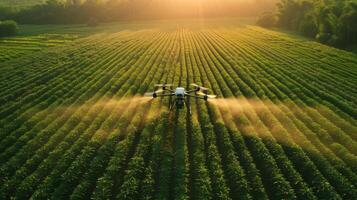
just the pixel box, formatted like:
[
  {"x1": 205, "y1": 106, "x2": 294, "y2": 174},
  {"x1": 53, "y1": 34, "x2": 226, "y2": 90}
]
[
  {"x1": 0, "y1": 0, "x2": 277, "y2": 24},
  {"x1": 257, "y1": 0, "x2": 357, "y2": 48}
]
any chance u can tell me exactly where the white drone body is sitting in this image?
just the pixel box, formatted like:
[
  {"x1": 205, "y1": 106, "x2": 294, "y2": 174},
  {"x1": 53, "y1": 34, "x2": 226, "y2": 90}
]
[
  {"x1": 146, "y1": 84, "x2": 216, "y2": 113},
  {"x1": 175, "y1": 87, "x2": 185, "y2": 96}
]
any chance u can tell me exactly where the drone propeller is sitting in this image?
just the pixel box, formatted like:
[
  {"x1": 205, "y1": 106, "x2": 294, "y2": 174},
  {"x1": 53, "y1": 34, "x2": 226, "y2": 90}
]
[
  {"x1": 191, "y1": 83, "x2": 209, "y2": 91},
  {"x1": 144, "y1": 89, "x2": 164, "y2": 97},
  {"x1": 155, "y1": 84, "x2": 173, "y2": 88},
  {"x1": 197, "y1": 91, "x2": 217, "y2": 99},
  {"x1": 206, "y1": 95, "x2": 217, "y2": 99}
]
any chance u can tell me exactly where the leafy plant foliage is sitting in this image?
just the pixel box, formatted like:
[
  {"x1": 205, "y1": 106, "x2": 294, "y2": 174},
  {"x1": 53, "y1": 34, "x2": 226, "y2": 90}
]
[{"x1": 261, "y1": 0, "x2": 357, "y2": 47}]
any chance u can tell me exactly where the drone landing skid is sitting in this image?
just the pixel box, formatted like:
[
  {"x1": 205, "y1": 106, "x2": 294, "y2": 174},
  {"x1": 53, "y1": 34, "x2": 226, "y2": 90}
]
[
  {"x1": 184, "y1": 98, "x2": 192, "y2": 115},
  {"x1": 169, "y1": 97, "x2": 192, "y2": 115}
]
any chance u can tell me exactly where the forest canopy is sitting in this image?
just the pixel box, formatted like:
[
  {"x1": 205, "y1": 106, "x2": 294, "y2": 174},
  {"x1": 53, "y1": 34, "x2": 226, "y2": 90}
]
[
  {"x1": 0, "y1": 0, "x2": 277, "y2": 24},
  {"x1": 258, "y1": 0, "x2": 357, "y2": 47}
]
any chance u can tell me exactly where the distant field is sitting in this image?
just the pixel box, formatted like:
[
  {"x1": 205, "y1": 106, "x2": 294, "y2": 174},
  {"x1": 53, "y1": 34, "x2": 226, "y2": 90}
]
[
  {"x1": 0, "y1": 23, "x2": 109, "y2": 62},
  {"x1": 0, "y1": 18, "x2": 255, "y2": 62},
  {"x1": 0, "y1": 20, "x2": 356, "y2": 199},
  {"x1": 0, "y1": 34, "x2": 78, "y2": 62},
  {"x1": 0, "y1": 22, "x2": 135, "y2": 62},
  {"x1": 0, "y1": 0, "x2": 45, "y2": 8}
]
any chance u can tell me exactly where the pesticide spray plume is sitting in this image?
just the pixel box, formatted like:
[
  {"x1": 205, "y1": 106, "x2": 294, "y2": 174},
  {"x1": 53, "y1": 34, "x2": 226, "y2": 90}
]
[
  {"x1": 27, "y1": 95, "x2": 159, "y2": 142},
  {"x1": 209, "y1": 97, "x2": 271, "y2": 114},
  {"x1": 208, "y1": 97, "x2": 340, "y2": 158}
]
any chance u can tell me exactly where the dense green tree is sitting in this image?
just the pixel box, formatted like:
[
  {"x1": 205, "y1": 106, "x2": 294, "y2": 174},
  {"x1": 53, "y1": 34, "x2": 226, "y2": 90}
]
[
  {"x1": 267, "y1": 0, "x2": 357, "y2": 47},
  {"x1": 0, "y1": 20, "x2": 18, "y2": 37},
  {"x1": 257, "y1": 12, "x2": 277, "y2": 27}
]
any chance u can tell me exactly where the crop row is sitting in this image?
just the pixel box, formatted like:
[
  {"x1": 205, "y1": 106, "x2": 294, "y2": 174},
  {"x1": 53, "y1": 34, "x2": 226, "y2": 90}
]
[{"x1": 0, "y1": 27, "x2": 356, "y2": 199}]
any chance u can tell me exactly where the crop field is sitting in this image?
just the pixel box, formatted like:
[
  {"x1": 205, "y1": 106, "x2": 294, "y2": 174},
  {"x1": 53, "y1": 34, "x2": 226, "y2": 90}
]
[
  {"x1": 0, "y1": 23, "x2": 129, "y2": 63},
  {"x1": 0, "y1": 22, "x2": 356, "y2": 200},
  {"x1": 0, "y1": 34, "x2": 78, "y2": 62}
]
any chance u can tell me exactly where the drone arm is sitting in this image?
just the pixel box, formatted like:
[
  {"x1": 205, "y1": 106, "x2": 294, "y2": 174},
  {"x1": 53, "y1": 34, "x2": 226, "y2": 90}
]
[
  {"x1": 156, "y1": 86, "x2": 174, "y2": 93},
  {"x1": 164, "y1": 88, "x2": 175, "y2": 93},
  {"x1": 185, "y1": 94, "x2": 205, "y2": 99},
  {"x1": 157, "y1": 93, "x2": 175, "y2": 97},
  {"x1": 186, "y1": 89, "x2": 199, "y2": 94}
]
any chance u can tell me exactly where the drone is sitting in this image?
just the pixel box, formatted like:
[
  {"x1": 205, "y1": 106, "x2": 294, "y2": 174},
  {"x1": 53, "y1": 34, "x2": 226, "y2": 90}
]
[{"x1": 145, "y1": 83, "x2": 216, "y2": 114}]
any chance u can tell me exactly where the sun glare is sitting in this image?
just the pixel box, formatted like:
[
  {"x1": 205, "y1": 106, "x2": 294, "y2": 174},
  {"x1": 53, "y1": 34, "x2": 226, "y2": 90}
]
[{"x1": 109, "y1": 0, "x2": 268, "y2": 19}]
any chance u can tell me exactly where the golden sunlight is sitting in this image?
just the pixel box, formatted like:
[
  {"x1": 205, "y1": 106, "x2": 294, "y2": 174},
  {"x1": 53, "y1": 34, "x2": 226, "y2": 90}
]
[{"x1": 108, "y1": 0, "x2": 276, "y2": 19}]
